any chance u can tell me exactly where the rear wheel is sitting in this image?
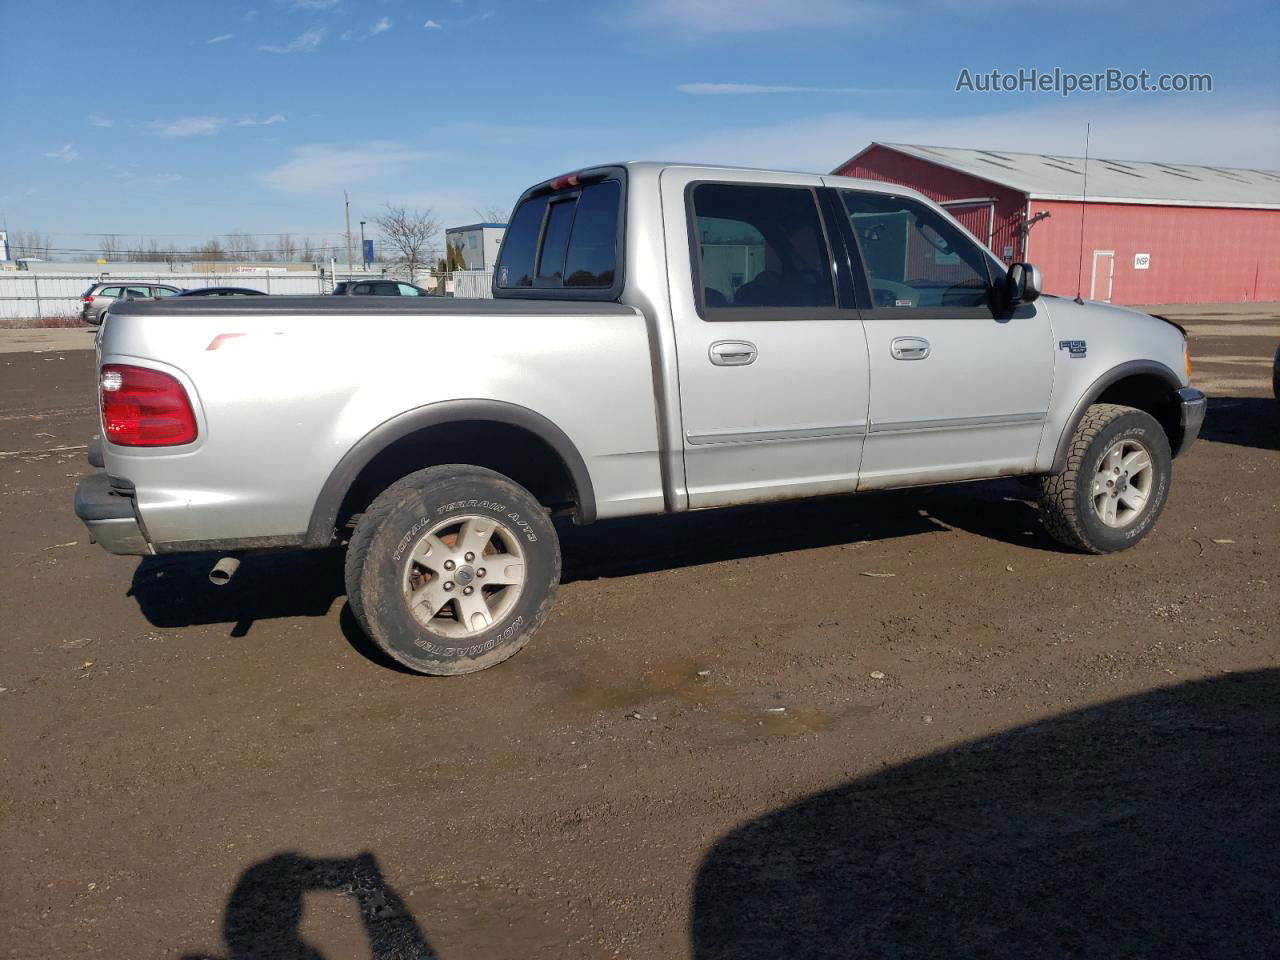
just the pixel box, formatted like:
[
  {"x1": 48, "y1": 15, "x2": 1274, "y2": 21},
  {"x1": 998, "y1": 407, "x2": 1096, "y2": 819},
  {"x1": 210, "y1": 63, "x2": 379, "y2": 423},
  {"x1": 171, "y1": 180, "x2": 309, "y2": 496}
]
[
  {"x1": 344, "y1": 465, "x2": 560, "y2": 675},
  {"x1": 1040, "y1": 404, "x2": 1172, "y2": 554}
]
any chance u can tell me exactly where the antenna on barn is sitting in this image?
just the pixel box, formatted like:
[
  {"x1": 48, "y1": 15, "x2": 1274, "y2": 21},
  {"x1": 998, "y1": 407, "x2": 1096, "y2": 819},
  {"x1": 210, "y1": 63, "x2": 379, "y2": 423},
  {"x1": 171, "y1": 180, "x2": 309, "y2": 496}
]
[{"x1": 1073, "y1": 122, "x2": 1091, "y2": 304}]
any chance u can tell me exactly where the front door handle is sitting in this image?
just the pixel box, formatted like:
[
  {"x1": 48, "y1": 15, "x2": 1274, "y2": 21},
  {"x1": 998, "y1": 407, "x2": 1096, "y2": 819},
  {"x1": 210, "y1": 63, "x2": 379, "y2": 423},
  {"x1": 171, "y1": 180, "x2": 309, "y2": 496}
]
[
  {"x1": 890, "y1": 336, "x2": 931, "y2": 360},
  {"x1": 709, "y1": 340, "x2": 758, "y2": 366}
]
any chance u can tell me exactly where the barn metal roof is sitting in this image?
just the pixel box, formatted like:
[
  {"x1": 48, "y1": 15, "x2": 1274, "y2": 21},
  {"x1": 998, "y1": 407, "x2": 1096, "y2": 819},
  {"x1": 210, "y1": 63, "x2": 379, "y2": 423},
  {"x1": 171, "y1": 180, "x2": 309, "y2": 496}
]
[{"x1": 854, "y1": 143, "x2": 1280, "y2": 210}]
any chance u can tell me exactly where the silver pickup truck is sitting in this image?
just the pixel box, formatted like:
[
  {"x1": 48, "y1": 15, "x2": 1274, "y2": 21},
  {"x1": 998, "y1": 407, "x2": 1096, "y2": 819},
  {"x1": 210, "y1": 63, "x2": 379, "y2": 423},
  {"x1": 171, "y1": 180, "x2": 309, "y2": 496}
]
[{"x1": 77, "y1": 162, "x2": 1205, "y2": 674}]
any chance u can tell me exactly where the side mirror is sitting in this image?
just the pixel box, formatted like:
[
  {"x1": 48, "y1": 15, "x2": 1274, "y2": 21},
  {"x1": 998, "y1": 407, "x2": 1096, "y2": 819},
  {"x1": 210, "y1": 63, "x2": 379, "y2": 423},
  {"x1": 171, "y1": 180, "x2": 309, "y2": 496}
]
[{"x1": 1005, "y1": 262, "x2": 1043, "y2": 306}]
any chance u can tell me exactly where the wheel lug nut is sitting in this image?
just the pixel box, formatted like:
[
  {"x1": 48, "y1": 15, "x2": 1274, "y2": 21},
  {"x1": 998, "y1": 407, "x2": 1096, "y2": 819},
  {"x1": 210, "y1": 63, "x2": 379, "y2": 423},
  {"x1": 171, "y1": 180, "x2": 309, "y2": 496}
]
[
  {"x1": 443, "y1": 581, "x2": 455, "y2": 591},
  {"x1": 462, "y1": 586, "x2": 474, "y2": 596},
  {"x1": 476, "y1": 568, "x2": 486, "y2": 578},
  {"x1": 464, "y1": 552, "x2": 475, "y2": 562},
  {"x1": 444, "y1": 559, "x2": 455, "y2": 571}
]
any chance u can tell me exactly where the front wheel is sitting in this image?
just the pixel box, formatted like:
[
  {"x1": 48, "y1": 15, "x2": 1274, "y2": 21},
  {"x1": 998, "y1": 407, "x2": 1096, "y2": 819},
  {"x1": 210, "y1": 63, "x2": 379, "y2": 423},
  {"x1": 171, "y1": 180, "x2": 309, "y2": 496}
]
[
  {"x1": 1040, "y1": 403, "x2": 1172, "y2": 554},
  {"x1": 344, "y1": 465, "x2": 561, "y2": 675}
]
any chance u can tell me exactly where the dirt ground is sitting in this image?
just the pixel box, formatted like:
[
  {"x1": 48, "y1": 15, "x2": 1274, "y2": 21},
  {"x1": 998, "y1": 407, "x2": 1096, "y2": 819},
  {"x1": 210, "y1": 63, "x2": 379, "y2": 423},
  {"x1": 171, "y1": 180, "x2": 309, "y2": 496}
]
[{"x1": 1, "y1": 304, "x2": 1277, "y2": 959}]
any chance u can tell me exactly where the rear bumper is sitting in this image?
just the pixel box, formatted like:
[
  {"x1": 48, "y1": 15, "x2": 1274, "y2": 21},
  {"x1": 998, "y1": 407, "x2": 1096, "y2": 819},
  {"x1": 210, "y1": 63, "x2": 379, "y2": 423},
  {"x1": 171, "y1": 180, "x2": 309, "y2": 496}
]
[
  {"x1": 74, "y1": 471, "x2": 153, "y2": 555},
  {"x1": 1174, "y1": 386, "x2": 1206, "y2": 458}
]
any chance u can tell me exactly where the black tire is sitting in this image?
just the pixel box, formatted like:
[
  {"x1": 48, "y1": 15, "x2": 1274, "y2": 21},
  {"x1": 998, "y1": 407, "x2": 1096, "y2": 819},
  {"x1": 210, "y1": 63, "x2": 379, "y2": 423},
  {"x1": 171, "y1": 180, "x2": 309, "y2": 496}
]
[
  {"x1": 1040, "y1": 403, "x2": 1172, "y2": 554},
  {"x1": 344, "y1": 465, "x2": 560, "y2": 675}
]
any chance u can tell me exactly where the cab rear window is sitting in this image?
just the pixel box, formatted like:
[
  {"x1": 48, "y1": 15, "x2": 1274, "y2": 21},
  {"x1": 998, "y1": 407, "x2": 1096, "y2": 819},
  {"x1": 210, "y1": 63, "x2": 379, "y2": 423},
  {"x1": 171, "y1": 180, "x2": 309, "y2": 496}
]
[{"x1": 495, "y1": 175, "x2": 623, "y2": 298}]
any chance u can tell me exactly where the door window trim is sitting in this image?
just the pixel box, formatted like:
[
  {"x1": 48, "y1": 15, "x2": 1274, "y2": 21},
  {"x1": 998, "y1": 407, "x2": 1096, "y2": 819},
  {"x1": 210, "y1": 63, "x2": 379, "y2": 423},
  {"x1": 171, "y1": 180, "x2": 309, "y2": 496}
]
[{"x1": 685, "y1": 179, "x2": 856, "y2": 323}]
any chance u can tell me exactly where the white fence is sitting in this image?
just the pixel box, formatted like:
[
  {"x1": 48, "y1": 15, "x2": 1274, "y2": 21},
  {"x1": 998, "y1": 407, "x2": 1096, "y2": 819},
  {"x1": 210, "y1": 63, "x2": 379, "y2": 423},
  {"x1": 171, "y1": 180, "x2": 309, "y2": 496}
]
[
  {"x1": 1, "y1": 267, "x2": 497, "y2": 320},
  {"x1": 452, "y1": 269, "x2": 495, "y2": 299},
  {"x1": 0, "y1": 271, "x2": 332, "y2": 320}
]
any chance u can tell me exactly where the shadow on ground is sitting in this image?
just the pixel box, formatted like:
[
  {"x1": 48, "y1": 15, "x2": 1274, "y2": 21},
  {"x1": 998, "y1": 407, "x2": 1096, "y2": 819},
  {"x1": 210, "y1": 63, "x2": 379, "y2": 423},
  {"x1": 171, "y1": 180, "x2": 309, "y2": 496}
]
[
  {"x1": 1199, "y1": 396, "x2": 1279, "y2": 451},
  {"x1": 126, "y1": 479, "x2": 1055, "y2": 636},
  {"x1": 692, "y1": 669, "x2": 1280, "y2": 960},
  {"x1": 182, "y1": 852, "x2": 436, "y2": 960}
]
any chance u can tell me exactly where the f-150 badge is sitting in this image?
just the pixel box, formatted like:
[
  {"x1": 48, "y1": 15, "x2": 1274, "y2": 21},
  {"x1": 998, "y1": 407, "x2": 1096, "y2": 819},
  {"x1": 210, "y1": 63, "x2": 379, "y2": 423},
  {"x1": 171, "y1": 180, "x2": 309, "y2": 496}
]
[{"x1": 1058, "y1": 340, "x2": 1087, "y2": 358}]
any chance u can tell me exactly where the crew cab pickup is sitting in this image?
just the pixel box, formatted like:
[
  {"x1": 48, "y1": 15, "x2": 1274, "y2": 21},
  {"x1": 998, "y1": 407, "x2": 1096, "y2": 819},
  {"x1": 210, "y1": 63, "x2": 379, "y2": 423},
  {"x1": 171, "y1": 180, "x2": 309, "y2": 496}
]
[{"x1": 76, "y1": 162, "x2": 1205, "y2": 675}]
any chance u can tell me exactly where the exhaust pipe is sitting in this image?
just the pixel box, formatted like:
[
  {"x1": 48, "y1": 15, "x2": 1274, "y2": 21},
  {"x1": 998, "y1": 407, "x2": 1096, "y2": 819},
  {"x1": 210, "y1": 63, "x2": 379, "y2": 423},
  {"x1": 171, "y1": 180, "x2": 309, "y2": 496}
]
[{"x1": 208, "y1": 556, "x2": 241, "y2": 586}]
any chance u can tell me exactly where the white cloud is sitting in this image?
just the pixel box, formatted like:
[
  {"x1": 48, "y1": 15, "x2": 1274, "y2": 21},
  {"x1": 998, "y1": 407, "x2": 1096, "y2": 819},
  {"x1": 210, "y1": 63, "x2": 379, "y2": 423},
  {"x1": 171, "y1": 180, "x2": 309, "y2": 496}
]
[
  {"x1": 623, "y1": 0, "x2": 883, "y2": 34},
  {"x1": 260, "y1": 27, "x2": 326, "y2": 53},
  {"x1": 256, "y1": 142, "x2": 430, "y2": 195},
  {"x1": 365, "y1": 16, "x2": 391, "y2": 37},
  {"x1": 152, "y1": 173, "x2": 182, "y2": 185},
  {"x1": 150, "y1": 116, "x2": 226, "y2": 137},
  {"x1": 423, "y1": 18, "x2": 443, "y2": 28},
  {"x1": 657, "y1": 99, "x2": 1280, "y2": 174},
  {"x1": 44, "y1": 144, "x2": 79, "y2": 162},
  {"x1": 678, "y1": 83, "x2": 893, "y2": 95},
  {"x1": 242, "y1": 9, "x2": 259, "y2": 21},
  {"x1": 87, "y1": 114, "x2": 113, "y2": 127},
  {"x1": 207, "y1": 32, "x2": 234, "y2": 43},
  {"x1": 236, "y1": 113, "x2": 288, "y2": 126},
  {"x1": 293, "y1": 0, "x2": 339, "y2": 8}
]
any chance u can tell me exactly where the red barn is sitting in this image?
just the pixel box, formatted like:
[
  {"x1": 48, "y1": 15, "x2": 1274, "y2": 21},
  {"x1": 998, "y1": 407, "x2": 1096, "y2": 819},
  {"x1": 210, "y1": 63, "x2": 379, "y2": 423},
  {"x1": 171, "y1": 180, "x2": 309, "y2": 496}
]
[{"x1": 834, "y1": 143, "x2": 1280, "y2": 305}]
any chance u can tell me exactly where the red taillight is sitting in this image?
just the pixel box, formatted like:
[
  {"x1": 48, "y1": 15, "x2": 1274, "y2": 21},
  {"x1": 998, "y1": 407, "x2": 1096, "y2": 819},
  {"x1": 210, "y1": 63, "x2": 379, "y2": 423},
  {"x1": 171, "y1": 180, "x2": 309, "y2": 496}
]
[
  {"x1": 100, "y1": 363, "x2": 198, "y2": 447},
  {"x1": 83, "y1": 295, "x2": 95, "y2": 304}
]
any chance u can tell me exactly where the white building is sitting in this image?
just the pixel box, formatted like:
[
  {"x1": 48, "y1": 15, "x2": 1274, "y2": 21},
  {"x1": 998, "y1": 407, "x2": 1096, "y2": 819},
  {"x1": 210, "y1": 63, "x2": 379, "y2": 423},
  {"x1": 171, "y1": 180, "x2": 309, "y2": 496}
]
[{"x1": 444, "y1": 223, "x2": 505, "y2": 271}]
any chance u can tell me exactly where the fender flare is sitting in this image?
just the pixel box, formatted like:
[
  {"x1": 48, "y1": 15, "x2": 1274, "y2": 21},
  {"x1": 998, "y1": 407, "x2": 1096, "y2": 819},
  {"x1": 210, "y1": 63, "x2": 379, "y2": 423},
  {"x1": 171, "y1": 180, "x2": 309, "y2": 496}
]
[
  {"x1": 304, "y1": 399, "x2": 597, "y2": 547},
  {"x1": 1050, "y1": 359, "x2": 1182, "y2": 473}
]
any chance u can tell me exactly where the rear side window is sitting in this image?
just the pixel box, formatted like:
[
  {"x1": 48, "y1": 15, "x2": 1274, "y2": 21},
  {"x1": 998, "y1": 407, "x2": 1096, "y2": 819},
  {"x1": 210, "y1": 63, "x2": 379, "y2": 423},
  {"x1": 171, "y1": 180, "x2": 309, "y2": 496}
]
[
  {"x1": 153, "y1": 287, "x2": 178, "y2": 297},
  {"x1": 496, "y1": 176, "x2": 623, "y2": 296},
  {"x1": 691, "y1": 183, "x2": 834, "y2": 313},
  {"x1": 98, "y1": 286, "x2": 124, "y2": 298}
]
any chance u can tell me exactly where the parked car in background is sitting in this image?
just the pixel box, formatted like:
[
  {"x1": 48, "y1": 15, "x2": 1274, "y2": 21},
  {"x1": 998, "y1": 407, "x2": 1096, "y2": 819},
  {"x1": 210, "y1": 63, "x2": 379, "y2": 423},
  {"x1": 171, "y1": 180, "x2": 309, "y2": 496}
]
[
  {"x1": 81, "y1": 282, "x2": 181, "y2": 325},
  {"x1": 175, "y1": 287, "x2": 266, "y2": 297},
  {"x1": 332, "y1": 279, "x2": 434, "y2": 297}
]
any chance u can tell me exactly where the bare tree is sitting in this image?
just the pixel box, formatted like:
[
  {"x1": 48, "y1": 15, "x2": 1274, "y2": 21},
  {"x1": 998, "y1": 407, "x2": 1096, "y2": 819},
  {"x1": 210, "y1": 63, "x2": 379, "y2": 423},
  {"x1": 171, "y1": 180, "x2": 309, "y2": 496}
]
[
  {"x1": 11, "y1": 231, "x2": 54, "y2": 260},
  {"x1": 375, "y1": 204, "x2": 440, "y2": 282},
  {"x1": 225, "y1": 231, "x2": 258, "y2": 262},
  {"x1": 275, "y1": 234, "x2": 298, "y2": 262},
  {"x1": 197, "y1": 238, "x2": 226, "y2": 262},
  {"x1": 100, "y1": 235, "x2": 121, "y2": 260},
  {"x1": 474, "y1": 204, "x2": 510, "y2": 224}
]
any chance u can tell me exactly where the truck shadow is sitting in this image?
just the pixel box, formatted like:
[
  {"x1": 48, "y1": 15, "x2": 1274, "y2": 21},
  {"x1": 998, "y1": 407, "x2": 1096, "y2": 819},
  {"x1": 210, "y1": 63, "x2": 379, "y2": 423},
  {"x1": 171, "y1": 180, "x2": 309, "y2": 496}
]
[
  {"x1": 1198, "y1": 395, "x2": 1279, "y2": 451},
  {"x1": 691, "y1": 668, "x2": 1280, "y2": 960},
  {"x1": 179, "y1": 851, "x2": 437, "y2": 960},
  {"x1": 126, "y1": 479, "x2": 1055, "y2": 634},
  {"x1": 125, "y1": 479, "x2": 1064, "y2": 639},
  {"x1": 561, "y1": 478, "x2": 1054, "y2": 583}
]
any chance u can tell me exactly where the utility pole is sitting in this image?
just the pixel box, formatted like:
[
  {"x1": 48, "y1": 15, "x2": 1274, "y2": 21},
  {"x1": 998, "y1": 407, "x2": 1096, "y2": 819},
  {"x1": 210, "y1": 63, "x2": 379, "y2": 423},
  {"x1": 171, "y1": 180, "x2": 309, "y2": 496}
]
[
  {"x1": 359, "y1": 220, "x2": 367, "y2": 270},
  {"x1": 344, "y1": 190, "x2": 354, "y2": 276}
]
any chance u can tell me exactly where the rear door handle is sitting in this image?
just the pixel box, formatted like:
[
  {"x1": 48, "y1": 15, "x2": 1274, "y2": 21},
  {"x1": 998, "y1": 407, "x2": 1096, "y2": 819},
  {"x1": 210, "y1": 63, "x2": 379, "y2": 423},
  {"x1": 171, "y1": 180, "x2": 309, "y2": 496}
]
[
  {"x1": 890, "y1": 336, "x2": 930, "y2": 360},
  {"x1": 709, "y1": 340, "x2": 758, "y2": 366}
]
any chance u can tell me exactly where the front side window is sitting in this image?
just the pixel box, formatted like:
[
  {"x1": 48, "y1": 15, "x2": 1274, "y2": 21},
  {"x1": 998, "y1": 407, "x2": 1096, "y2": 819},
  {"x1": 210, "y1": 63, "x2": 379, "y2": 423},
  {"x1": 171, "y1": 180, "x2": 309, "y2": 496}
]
[
  {"x1": 692, "y1": 183, "x2": 834, "y2": 312},
  {"x1": 840, "y1": 191, "x2": 992, "y2": 309},
  {"x1": 397, "y1": 283, "x2": 421, "y2": 296}
]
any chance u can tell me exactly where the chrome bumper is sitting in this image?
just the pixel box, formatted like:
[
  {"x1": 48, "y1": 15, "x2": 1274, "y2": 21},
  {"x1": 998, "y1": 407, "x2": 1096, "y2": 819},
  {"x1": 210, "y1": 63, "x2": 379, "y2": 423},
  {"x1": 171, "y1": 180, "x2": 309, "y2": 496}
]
[
  {"x1": 74, "y1": 471, "x2": 154, "y2": 556},
  {"x1": 1174, "y1": 386, "x2": 1206, "y2": 458}
]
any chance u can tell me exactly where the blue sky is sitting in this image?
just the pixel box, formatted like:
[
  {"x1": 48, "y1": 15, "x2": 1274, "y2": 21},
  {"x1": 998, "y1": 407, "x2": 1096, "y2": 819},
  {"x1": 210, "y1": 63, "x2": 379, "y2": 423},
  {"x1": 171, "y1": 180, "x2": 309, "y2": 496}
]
[{"x1": 1, "y1": 0, "x2": 1276, "y2": 256}]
